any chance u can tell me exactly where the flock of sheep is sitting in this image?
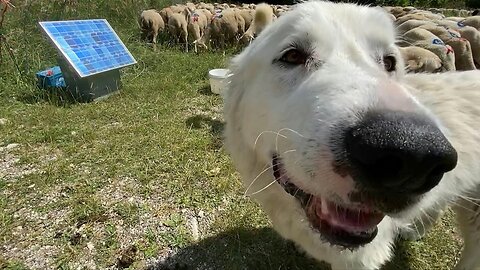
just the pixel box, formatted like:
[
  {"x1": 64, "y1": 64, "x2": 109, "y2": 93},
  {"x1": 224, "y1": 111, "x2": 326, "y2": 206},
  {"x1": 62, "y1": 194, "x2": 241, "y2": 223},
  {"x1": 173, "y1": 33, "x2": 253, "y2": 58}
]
[
  {"x1": 138, "y1": 2, "x2": 284, "y2": 52},
  {"x1": 138, "y1": 2, "x2": 480, "y2": 73},
  {"x1": 388, "y1": 6, "x2": 480, "y2": 72}
]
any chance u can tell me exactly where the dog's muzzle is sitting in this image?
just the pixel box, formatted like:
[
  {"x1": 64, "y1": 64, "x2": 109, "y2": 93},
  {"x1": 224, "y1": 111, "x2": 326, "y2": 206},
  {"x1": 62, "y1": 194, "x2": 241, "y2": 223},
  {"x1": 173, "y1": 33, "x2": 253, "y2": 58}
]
[
  {"x1": 336, "y1": 111, "x2": 457, "y2": 214},
  {"x1": 342, "y1": 110, "x2": 458, "y2": 197}
]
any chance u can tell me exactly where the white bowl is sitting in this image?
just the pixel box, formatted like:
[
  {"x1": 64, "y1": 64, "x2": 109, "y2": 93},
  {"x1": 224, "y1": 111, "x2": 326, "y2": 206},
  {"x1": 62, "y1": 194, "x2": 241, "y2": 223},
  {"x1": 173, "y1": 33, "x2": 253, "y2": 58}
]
[{"x1": 208, "y1": 68, "x2": 231, "y2": 95}]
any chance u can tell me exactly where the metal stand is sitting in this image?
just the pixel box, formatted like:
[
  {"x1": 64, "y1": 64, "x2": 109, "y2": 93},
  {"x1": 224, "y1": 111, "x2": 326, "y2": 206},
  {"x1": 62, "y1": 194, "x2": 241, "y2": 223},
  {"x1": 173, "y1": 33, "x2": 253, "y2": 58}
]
[{"x1": 57, "y1": 56, "x2": 122, "y2": 102}]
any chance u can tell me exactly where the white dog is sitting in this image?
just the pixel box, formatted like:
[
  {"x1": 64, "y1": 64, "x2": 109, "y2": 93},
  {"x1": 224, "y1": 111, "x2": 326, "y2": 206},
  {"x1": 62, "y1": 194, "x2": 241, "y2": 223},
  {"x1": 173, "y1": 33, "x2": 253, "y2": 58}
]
[{"x1": 223, "y1": 1, "x2": 480, "y2": 269}]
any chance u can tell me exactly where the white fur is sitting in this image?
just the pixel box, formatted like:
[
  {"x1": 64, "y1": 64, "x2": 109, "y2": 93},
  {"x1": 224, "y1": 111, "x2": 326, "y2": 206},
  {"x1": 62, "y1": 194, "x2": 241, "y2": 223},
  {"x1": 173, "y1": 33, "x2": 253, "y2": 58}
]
[{"x1": 223, "y1": 1, "x2": 480, "y2": 269}]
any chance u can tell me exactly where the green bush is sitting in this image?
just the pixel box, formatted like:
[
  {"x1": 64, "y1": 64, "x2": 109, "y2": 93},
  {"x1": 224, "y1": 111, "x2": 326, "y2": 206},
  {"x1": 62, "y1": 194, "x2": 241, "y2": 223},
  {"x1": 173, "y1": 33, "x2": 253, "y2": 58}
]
[{"x1": 466, "y1": 0, "x2": 480, "y2": 8}]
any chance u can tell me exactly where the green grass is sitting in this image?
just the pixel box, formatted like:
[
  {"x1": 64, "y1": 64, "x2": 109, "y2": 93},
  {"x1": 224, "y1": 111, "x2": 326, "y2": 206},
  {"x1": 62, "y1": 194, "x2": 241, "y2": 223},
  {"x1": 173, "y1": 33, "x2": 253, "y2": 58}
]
[{"x1": 0, "y1": 1, "x2": 463, "y2": 269}]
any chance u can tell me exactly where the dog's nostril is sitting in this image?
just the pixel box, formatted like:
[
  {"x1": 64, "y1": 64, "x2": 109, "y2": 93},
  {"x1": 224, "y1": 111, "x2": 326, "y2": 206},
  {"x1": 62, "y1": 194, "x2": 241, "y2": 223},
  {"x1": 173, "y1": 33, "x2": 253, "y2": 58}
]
[
  {"x1": 371, "y1": 155, "x2": 404, "y2": 179},
  {"x1": 357, "y1": 155, "x2": 405, "y2": 185},
  {"x1": 415, "y1": 164, "x2": 452, "y2": 193},
  {"x1": 343, "y1": 110, "x2": 458, "y2": 194}
]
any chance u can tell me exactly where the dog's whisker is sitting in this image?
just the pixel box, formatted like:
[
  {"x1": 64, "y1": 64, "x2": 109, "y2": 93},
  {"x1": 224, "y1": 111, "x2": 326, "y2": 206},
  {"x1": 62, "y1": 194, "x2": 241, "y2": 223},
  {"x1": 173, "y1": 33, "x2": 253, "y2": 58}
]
[
  {"x1": 444, "y1": 191, "x2": 480, "y2": 207},
  {"x1": 249, "y1": 169, "x2": 290, "y2": 196},
  {"x1": 254, "y1": 130, "x2": 287, "y2": 151},
  {"x1": 249, "y1": 178, "x2": 278, "y2": 196},
  {"x1": 446, "y1": 199, "x2": 478, "y2": 213},
  {"x1": 275, "y1": 127, "x2": 309, "y2": 154},
  {"x1": 244, "y1": 164, "x2": 275, "y2": 196},
  {"x1": 282, "y1": 149, "x2": 297, "y2": 155},
  {"x1": 411, "y1": 220, "x2": 422, "y2": 240},
  {"x1": 245, "y1": 149, "x2": 296, "y2": 197},
  {"x1": 277, "y1": 127, "x2": 307, "y2": 138},
  {"x1": 317, "y1": 118, "x2": 334, "y2": 127},
  {"x1": 419, "y1": 208, "x2": 436, "y2": 224}
]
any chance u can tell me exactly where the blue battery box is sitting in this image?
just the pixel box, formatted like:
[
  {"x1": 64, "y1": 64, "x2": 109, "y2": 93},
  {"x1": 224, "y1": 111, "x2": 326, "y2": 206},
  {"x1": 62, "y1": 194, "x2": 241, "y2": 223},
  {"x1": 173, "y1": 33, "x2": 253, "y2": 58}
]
[{"x1": 36, "y1": 66, "x2": 66, "y2": 88}]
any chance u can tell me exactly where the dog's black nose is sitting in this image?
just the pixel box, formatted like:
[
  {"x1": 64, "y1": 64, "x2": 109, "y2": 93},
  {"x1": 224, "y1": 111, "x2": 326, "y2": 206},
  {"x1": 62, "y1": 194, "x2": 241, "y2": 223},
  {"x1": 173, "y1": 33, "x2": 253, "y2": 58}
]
[{"x1": 344, "y1": 110, "x2": 457, "y2": 194}]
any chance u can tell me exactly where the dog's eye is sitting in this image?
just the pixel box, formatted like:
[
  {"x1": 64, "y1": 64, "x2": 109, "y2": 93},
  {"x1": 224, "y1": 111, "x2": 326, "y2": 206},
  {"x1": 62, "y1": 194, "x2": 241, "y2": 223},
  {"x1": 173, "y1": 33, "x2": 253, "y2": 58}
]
[
  {"x1": 280, "y1": 49, "x2": 308, "y2": 65},
  {"x1": 383, "y1": 56, "x2": 396, "y2": 72}
]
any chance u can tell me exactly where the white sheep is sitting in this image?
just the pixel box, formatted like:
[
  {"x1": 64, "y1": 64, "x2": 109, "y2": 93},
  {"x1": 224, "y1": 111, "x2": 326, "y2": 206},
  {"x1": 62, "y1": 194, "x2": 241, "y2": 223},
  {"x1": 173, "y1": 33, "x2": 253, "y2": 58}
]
[
  {"x1": 198, "y1": 8, "x2": 213, "y2": 22},
  {"x1": 445, "y1": 17, "x2": 465, "y2": 22},
  {"x1": 399, "y1": 27, "x2": 456, "y2": 71},
  {"x1": 187, "y1": 9, "x2": 209, "y2": 53},
  {"x1": 159, "y1": 7, "x2": 173, "y2": 24},
  {"x1": 462, "y1": 16, "x2": 480, "y2": 30},
  {"x1": 241, "y1": 3, "x2": 275, "y2": 44},
  {"x1": 203, "y1": 9, "x2": 244, "y2": 48},
  {"x1": 139, "y1": 9, "x2": 165, "y2": 44},
  {"x1": 419, "y1": 24, "x2": 476, "y2": 70},
  {"x1": 396, "y1": 19, "x2": 433, "y2": 34},
  {"x1": 237, "y1": 8, "x2": 254, "y2": 31},
  {"x1": 399, "y1": 46, "x2": 443, "y2": 73},
  {"x1": 167, "y1": 8, "x2": 190, "y2": 52},
  {"x1": 437, "y1": 20, "x2": 480, "y2": 68}
]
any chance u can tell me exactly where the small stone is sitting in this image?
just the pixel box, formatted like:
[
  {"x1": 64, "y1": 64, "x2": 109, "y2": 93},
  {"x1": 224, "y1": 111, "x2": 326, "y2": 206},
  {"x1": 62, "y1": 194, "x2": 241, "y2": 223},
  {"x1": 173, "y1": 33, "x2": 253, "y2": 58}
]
[
  {"x1": 71, "y1": 131, "x2": 77, "y2": 136},
  {"x1": 0, "y1": 118, "x2": 7, "y2": 125},
  {"x1": 6, "y1": 143, "x2": 20, "y2": 150},
  {"x1": 87, "y1": 242, "x2": 95, "y2": 251},
  {"x1": 187, "y1": 216, "x2": 199, "y2": 241}
]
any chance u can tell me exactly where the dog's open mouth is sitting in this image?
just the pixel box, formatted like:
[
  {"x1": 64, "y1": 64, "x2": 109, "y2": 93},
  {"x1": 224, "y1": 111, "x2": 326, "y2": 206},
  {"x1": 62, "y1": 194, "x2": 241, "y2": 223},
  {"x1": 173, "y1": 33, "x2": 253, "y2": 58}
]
[{"x1": 272, "y1": 155, "x2": 385, "y2": 248}]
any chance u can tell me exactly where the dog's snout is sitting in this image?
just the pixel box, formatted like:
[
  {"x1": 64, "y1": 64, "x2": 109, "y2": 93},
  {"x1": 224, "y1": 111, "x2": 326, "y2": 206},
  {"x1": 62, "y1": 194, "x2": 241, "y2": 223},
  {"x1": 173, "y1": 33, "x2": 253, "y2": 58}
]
[{"x1": 344, "y1": 110, "x2": 457, "y2": 194}]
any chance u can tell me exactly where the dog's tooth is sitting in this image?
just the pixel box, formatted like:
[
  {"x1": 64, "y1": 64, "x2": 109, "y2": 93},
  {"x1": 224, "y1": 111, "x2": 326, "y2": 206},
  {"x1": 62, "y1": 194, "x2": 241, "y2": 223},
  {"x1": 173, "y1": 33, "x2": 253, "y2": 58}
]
[{"x1": 321, "y1": 197, "x2": 329, "y2": 215}]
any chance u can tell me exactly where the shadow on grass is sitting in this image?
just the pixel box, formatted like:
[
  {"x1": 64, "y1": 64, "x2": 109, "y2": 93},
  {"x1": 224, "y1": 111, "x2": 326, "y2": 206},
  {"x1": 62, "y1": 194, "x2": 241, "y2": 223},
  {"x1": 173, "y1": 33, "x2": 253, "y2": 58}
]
[
  {"x1": 148, "y1": 227, "x2": 329, "y2": 270},
  {"x1": 186, "y1": 115, "x2": 224, "y2": 149},
  {"x1": 148, "y1": 227, "x2": 414, "y2": 270},
  {"x1": 197, "y1": 85, "x2": 215, "y2": 96},
  {"x1": 19, "y1": 87, "x2": 81, "y2": 107}
]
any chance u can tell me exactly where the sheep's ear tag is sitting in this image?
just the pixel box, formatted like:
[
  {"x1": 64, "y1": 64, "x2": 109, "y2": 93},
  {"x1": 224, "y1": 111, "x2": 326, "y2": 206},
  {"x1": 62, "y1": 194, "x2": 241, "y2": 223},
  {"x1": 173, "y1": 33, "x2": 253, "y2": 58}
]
[
  {"x1": 449, "y1": 31, "x2": 460, "y2": 38},
  {"x1": 432, "y1": 38, "x2": 443, "y2": 45},
  {"x1": 457, "y1": 21, "x2": 465, "y2": 27},
  {"x1": 192, "y1": 13, "x2": 199, "y2": 22}
]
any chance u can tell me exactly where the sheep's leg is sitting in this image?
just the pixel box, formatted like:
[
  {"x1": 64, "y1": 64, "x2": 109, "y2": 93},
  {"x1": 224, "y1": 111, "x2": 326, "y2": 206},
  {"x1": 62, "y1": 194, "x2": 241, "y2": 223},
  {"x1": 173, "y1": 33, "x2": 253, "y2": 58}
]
[
  {"x1": 152, "y1": 30, "x2": 158, "y2": 51},
  {"x1": 193, "y1": 40, "x2": 198, "y2": 54},
  {"x1": 182, "y1": 28, "x2": 188, "y2": 53},
  {"x1": 152, "y1": 30, "x2": 158, "y2": 44},
  {"x1": 140, "y1": 30, "x2": 147, "y2": 42},
  {"x1": 219, "y1": 34, "x2": 225, "y2": 50}
]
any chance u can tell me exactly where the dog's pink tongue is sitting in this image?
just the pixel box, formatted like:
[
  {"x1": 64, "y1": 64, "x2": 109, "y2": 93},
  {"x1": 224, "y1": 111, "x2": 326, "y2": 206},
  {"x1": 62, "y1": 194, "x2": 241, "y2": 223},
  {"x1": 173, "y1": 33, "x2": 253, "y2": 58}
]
[{"x1": 316, "y1": 198, "x2": 384, "y2": 232}]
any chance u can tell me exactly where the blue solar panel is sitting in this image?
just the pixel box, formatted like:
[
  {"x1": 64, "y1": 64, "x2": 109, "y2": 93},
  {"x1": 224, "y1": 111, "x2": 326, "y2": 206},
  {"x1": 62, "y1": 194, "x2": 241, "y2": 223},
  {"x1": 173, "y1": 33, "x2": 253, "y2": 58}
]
[{"x1": 39, "y1": 19, "x2": 136, "y2": 78}]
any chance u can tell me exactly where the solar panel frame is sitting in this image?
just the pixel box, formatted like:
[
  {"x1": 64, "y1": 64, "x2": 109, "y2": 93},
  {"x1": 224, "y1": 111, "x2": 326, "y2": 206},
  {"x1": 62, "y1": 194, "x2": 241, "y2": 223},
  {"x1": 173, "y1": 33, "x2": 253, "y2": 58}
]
[{"x1": 39, "y1": 19, "x2": 137, "y2": 78}]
